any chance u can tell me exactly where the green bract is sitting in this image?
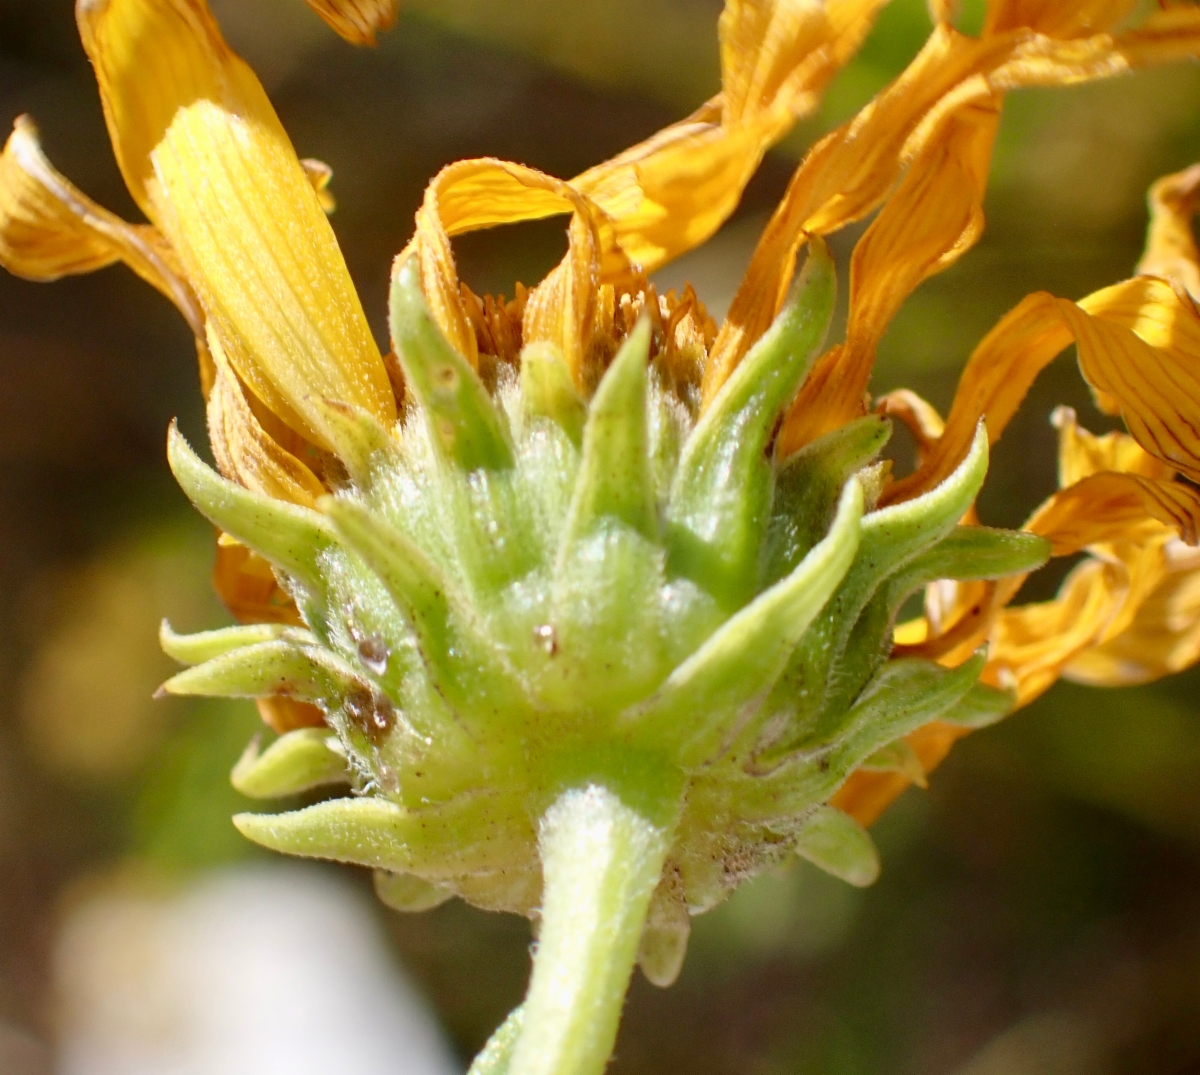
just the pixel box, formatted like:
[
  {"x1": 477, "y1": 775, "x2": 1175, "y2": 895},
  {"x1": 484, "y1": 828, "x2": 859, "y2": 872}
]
[{"x1": 163, "y1": 246, "x2": 1048, "y2": 1075}]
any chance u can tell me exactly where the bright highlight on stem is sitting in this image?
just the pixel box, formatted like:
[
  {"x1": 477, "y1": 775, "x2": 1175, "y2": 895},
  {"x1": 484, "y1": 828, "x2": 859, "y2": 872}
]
[{"x1": 511, "y1": 786, "x2": 675, "y2": 1075}]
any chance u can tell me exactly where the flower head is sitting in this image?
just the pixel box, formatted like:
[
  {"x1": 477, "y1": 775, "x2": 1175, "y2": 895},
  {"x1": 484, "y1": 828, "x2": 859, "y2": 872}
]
[{"x1": 6, "y1": 1, "x2": 1200, "y2": 1072}]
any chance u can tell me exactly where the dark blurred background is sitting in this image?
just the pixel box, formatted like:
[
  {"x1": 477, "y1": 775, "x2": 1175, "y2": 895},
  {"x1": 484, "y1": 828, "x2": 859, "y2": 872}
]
[{"x1": 2, "y1": 1, "x2": 1200, "y2": 1072}]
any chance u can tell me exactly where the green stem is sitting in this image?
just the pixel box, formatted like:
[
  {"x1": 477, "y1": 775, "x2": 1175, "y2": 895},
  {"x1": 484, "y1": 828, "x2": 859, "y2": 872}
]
[
  {"x1": 467, "y1": 1005, "x2": 524, "y2": 1075},
  {"x1": 506, "y1": 784, "x2": 674, "y2": 1075}
]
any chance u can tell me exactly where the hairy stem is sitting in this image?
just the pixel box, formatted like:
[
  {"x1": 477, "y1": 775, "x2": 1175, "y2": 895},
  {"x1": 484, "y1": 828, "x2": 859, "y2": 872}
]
[
  {"x1": 467, "y1": 1005, "x2": 524, "y2": 1075},
  {"x1": 506, "y1": 784, "x2": 674, "y2": 1075}
]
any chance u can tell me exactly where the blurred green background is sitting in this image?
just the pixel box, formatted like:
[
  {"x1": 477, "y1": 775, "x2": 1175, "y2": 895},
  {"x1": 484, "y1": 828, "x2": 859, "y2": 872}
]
[{"x1": 1, "y1": 0, "x2": 1200, "y2": 1071}]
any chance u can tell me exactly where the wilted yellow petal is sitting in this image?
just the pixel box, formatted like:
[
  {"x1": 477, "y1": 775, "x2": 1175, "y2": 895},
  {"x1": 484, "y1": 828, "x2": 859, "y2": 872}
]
[
  {"x1": 569, "y1": 0, "x2": 888, "y2": 274},
  {"x1": 972, "y1": 408, "x2": 1199, "y2": 703},
  {"x1": 983, "y1": 0, "x2": 1133, "y2": 37},
  {"x1": 397, "y1": 0, "x2": 908, "y2": 377},
  {"x1": 939, "y1": 405, "x2": 1193, "y2": 711},
  {"x1": 521, "y1": 212, "x2": 606, "y2": 381},
  {"x1": 877, "y1": 389, "x2": 945, "y2": 461},
  {"x1": 1059, "y1": 294, "x2": 1200, "y2": 483},
  {"x1": 78, "y1": 0, "x2": 396, "y2": 454},
  {"x1": 1051, "y1": 405, "x2": 1166, "y2": 486},
  {"x1": 1008, "y1": 406, "x2": 1200, "y2": 551},
  {"x1": 400, "y1": 158, "x2": 629, "y2": 378},
  {"x1": 705, "y1": 25, "x2": 1014, "y2": 400},
  {"x1": 206, "y1": 333, "x2": 326, "y2": 508},
  {"x1": 213, "y1": 539, "x2": 303, "y2": 626},
  {"x1": 778, "y1": 96, "x2": 999, "y2": 450},
  {"x1": 707, "y1": 6, "x2": 1200, "y2": 407},
  {"x1": 1136, "y1": 162, "x2": 1200, "y2": 299},
  {"x1": 1026, "y1": 472, "x2": 1200, "y2": 553},
  {"x1": 989, "y1": 8, "x2": 1200, "y2": 87},
  {"x1": 0, "y1": 115, "x2": 206, "y2": 348},
  {"x1": 985, "y1": 557, "x2": 1127, "y2": 706},
  {"x1": 303, "y1": 0, "x2": 397, "y2": 46},
  {"x1": 1080, "y1": 275, "x2": 1200, "y2": 369},
  {"x1": 1064, "y1": 541, "x2": 1200, "y2": 686},
  {"x1": 886, "y1": 274, "x2": 1200, "y2": 504},
  {"x1": 885, "y1": 292, "x2": 1070, "y2": 503}
]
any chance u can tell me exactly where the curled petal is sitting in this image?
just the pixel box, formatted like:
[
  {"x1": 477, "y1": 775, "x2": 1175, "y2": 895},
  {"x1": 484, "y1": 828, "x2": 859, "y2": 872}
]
[
  {"x1": 1026, "y1": 472, "x2": 1200, "y2": 553},
  {"x1": 1063, "y1": 289, "x2": 1200, "y2": 483},
  {"x1": 400, "y1": 0, "x2": 889, "y2": 376},
  {"x1": 985, "y1": 558, "x2": 1128, "y2": 706},
  {"x1": 78, "y1": 0, "x2": 396, "y2": 453},
  {"x1": 1081, "y1": 275, "x2": 1200, "y2": 364},
  {"x1": 707, "y1": 7, "x2": 1200, "y2": 406},
  {"x1": 0, "y1": 114, "x2": 211, "y2": 385},
  {"x1": 303, "y1": 0, "x2": 397, "y2": 46},
  {"x1": 1051, "y1": 404, "x2": 1168, "y2": 486},
  {"x1": 1064, "y1": 542, "x2": 1200, "y2": 686},
  {"x1": 572, "y1": 0, "x2": 889, "y2": 272},
  {"x1": 885, "y1": 292, "x2": 1070, "y2": 503},
  {"x1": 990, "y1": 8, "x2": 1200, "y2": 85},
  {"x1": 1018, "y1": 406, "x2": 1200, "y2": 551},
  {"x1": 1137, "y1": 162, "x2": 1200, "y2": 299},
  {"x1": 400, "y1": 158, "x2": 628, "y2": 378},
  {"x1": 704, "y1": 25, "x2": 1013, "y2": 400},
  {"x1": 887, "y1": 280, "x2": 1200, "y2": 502},
  {"x1": 877, "y1": 389, "x2": 945, "y2": 463},
  {"x1": 777, "y1": 96, "x2": 999, "y2": 449}
]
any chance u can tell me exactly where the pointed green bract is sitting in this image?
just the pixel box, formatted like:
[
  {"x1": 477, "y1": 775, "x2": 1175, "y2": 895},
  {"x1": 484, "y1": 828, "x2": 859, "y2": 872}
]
[
  {"x1": 322, "y1": 496, "x2": 524, "y2": 719},
  {"x1": 235, "y1": 798, "x2": 416, "y2": 872},
  {"x1": 861, "y1": 739, "x2": 927, "y2": 787},
  {"x1": 520, "y1": 342, "x2": 586, "y2": 447},
  {"x1": 889, "y1": 525, "x2": 1049, "y2": 602},
  {"x1": 765, "y1": 415, "x2": 891, "y2": 582},
  {"x1": 231, "y1": 728, "x2": 350, "y2": 798},
  {"x1": 793, "y1": 806, "x2": 880, "y2": 887},
  {"x1": 390, "y1": 256, "x2": 513, "y2": 472},
  {"x1": 943, "y1": 680, "x2": 1014, "y2": 728},
  {"x1": 167, "y1": 423, "x2": 335, "y2": 592},
  {"x1": 160, "y1": 638, "x2": 363, "y2": 706},
  {"x1": 563, "y1": 319, "x2": 656, "y2": 543},
  {"x1": 836, "y1": 651, "x2": 990, "y2": 765},
  {"x1": 310, "y1": 398, "x2": 400, "y2": 488},
  {"x1": 637, "y1": 477, "x2": 863, "y2": 764},
  {"x1": 237, "y1": 791, "x2": 536, "y2": 879},
  {"x1": 857, "y1": 420, "x2": 989, "y2": 563},
  {"x1": 758, "y1": 422, "x2": 995, "y2": 757},
  {"x1": 667, "y1": 239, "x2": 835, "y2": 609},
  {"x1": 160, "y1": 620, "x2": 295, "y2": 665}
]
